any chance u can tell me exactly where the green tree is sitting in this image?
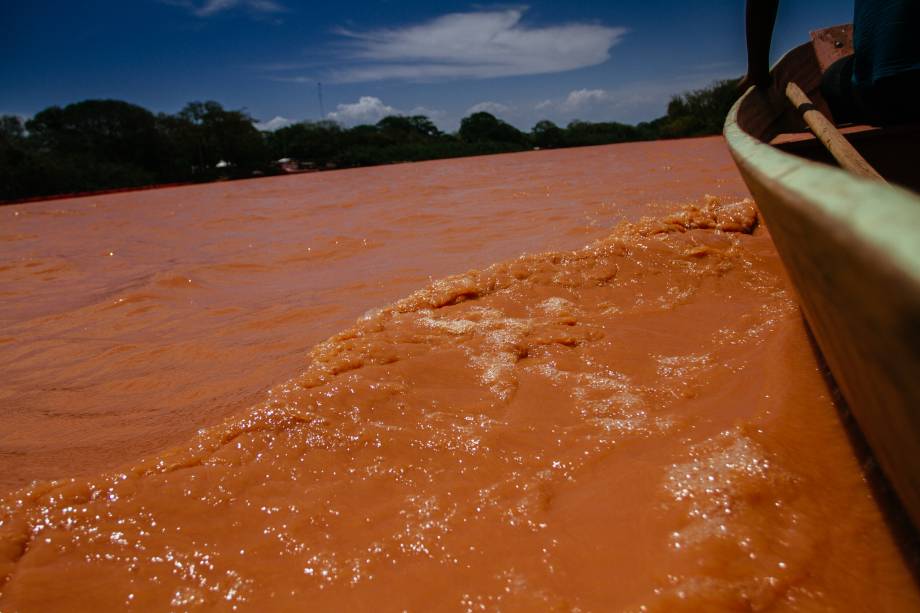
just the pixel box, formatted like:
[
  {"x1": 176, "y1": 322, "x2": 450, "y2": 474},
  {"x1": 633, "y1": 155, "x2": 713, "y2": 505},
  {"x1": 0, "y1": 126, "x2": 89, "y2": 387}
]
[
  {"x1": 154, "y1": 112, "x2": 199, "y2": 181},
  {"x1": 531, "y1": 120, "x2": 565, "y2": 148},
  {"x1": 27, "y1": 100, "x2": 163, "y2": 173},
  {"x1": 0, "y1": 115, "x2": 25, "y2": 142},
  {"x1": 376, "y1": 115, "x2": 442, "y2": 141},
  {"x1": 177, "y1": 101, "x2": 268, "y2": 173},
  {"x1": 20, "y1": 100, "x2": 164, "y2": 194},
  {"x1": 0, "y1": 115, "x2": 35, "y2": 200},
  {"x1": 459, "y1": 112, "x2": 527, "y2": 145},
  {"x1": 266, "y1": 120, "x2": 344, "y2": 166},
  {"x1": 563, "y1": 120, "x2": 640, "y2": 146},
  {"x1": 654, "y1": 78, "x2": 741, "y2": 138}
]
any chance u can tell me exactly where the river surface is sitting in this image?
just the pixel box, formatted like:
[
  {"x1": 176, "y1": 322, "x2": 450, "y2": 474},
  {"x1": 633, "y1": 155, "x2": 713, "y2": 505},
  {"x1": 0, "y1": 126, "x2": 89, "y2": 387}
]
[{"x1": 1, "y1": 137, "x2": 918, "y2": 610}]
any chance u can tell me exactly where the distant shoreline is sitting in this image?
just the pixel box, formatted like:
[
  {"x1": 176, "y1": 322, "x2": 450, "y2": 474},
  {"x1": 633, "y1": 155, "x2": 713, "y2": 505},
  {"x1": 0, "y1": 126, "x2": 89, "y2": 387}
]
[{"x1": 0, "y1": 135, "x2": 728, "y2": 206}]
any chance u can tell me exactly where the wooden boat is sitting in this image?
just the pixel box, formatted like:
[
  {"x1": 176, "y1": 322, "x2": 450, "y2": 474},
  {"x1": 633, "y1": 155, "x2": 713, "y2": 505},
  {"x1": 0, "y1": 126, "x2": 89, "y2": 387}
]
[{"x1": 724, "y1": 25, "x2": 920, "y2": 528}]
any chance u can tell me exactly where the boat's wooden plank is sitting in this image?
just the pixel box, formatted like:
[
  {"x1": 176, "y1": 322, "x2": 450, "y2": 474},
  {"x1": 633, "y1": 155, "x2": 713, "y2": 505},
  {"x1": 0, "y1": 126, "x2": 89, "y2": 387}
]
[{"x1": 810, "y1": 24, "x2": 853, "y2": 72}]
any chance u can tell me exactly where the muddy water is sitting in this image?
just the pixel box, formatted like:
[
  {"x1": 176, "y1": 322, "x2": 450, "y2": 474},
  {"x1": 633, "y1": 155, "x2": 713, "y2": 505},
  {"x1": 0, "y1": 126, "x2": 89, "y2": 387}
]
[
  {"x1": 0, "y1": 138, "x2": 744, "y2": 492},
  {"x1": 1, "y1": 138, "x2": 918, "y2": 610}
]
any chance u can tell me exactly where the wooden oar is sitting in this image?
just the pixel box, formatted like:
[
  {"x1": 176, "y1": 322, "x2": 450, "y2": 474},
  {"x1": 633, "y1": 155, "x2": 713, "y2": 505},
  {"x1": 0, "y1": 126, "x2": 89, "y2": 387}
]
[{"x1": 785, "y1": 81, "x2": 886, "y2": 182}]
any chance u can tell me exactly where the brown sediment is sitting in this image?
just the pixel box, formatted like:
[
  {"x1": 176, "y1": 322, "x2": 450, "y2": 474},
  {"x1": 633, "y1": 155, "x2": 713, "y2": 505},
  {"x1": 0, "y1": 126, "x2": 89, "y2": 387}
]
[{"x1": 1, "y1": 186, "x2": 918, "y2": 609}]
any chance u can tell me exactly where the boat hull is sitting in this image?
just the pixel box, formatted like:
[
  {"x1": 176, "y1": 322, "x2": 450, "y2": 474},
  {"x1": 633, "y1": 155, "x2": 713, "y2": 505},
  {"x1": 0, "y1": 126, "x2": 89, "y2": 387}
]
[{"x1": 724, "y1": 38, "x2": 920, "y2": 528}]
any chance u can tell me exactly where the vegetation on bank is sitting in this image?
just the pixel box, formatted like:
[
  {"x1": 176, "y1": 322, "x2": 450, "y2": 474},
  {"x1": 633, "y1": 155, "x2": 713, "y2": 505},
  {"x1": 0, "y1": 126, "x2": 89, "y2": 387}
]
[{"x1": 0, "y1": 79, "x2": 739, "y2": 202}]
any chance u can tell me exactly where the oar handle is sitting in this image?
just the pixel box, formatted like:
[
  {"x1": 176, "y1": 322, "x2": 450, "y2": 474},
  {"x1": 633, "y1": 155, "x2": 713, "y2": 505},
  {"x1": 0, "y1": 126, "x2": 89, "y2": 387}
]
[{"x1": 785, "y1": 81, "x2": 885, "y2": 182}]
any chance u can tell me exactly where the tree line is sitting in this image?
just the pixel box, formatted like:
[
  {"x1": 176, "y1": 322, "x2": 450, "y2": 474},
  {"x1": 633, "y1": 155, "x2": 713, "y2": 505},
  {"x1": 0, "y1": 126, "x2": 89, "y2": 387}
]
[{"x1": 0, "y1": 79, "x2": 739, "y2": 202}]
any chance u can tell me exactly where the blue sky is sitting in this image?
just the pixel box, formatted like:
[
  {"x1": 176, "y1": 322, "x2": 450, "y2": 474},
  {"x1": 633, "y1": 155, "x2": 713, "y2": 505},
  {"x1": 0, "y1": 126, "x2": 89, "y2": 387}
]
[{"x1": 3, "y1": 1, "x2": 851, "y2": 131}]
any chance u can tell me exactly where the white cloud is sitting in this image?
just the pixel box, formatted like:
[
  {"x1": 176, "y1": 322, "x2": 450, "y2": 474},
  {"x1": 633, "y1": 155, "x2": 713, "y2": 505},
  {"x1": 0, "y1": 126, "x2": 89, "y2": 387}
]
[
  {"x1": 248, "y1": 101, "x2": 448, "y2": 131},
  {"x1": 254, "y1": 115, "x2": 293, "y2": 131},
  {"x1": 165, "y1": 0, "x2": 285, "y2": 17},
  {"x1": 536, "y1": 89, "x2": 612, "y2": 113},
  {"x1": 330, "y1": 8, "x2": 626, "y2": 82},
  {"x1": 529, "y1": 74, "x2": 732, "y2": 126},
  {"x1": 195, "y1": 0, "x2": 237, "y2": 15},
  {"x1": 560, "y1": 88, "x2": 611, "y2": 111},
  {"x1": 466, "y1": 101, "x2": 512, "y2": 117},
  {"x1": 325, "y1": 96, "x2": 401, "y2": 126}
]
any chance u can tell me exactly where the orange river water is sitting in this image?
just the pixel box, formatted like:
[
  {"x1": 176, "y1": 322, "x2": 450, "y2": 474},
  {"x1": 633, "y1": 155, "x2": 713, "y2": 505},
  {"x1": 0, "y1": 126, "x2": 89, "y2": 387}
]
[{"x1": 1, "y1": 137, "x2": 918, "y2": 611}]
